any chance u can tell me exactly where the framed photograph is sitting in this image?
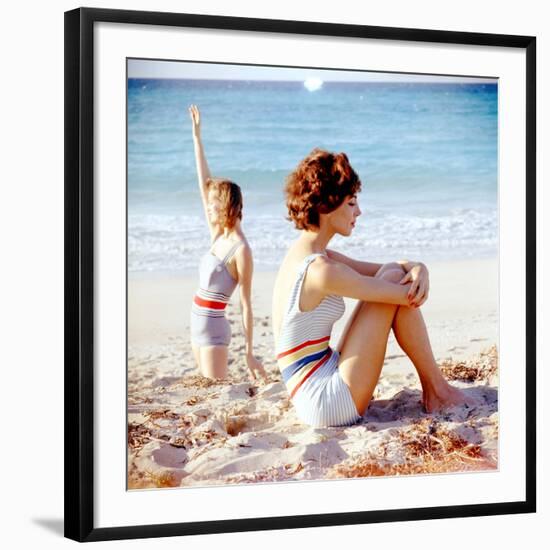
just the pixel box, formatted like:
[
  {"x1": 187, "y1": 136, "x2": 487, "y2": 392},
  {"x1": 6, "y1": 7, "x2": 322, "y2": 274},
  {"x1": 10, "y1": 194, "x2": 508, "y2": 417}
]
[{"x1": 65, "y1": 7, "x2": 536, "y2": 542}]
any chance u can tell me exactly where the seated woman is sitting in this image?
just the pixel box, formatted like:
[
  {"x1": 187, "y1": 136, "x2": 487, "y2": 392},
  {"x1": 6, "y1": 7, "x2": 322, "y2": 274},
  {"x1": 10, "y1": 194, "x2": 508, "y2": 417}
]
[
  {"x1": 188, "y1": 104, "x2": 267, "y2": 382},
  {"x1": 272, "y1": 148, "x2": 473, "y2": 427}
]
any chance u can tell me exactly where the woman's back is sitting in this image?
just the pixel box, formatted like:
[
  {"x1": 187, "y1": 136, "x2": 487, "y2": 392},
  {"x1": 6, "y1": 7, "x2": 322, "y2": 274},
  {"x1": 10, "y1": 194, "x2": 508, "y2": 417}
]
[
  {"x1": 272, "y1": 246, "x2": 332, "y2": 341},
  {"x1": 272, "y1": 251, "x2": 301, "y2": 343},
  {"x1": 272, "y1": 249, "x2": 359, "y2": 427}
]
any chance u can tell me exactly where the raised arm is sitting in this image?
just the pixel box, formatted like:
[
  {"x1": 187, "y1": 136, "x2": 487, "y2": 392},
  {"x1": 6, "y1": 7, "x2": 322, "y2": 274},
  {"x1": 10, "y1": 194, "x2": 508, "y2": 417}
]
[{"x1": 188, "y1": 104, "x2": 217, "y2": 240}]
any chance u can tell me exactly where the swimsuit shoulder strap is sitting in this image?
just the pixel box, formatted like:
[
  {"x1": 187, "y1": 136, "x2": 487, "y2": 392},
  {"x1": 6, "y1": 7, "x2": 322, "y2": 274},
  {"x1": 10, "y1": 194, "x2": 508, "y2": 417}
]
[
  {"x1": 222, "y1": 240, "x2": 245, "y2": 265},
  {"x1": 287, "y1": 253, "x2": 326, "y2": 315}
]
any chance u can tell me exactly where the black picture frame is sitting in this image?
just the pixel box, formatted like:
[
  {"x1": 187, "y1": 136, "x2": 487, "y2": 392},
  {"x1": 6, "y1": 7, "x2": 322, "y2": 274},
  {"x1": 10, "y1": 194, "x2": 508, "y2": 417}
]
[{"x1": 64, "y1": 6, "x2": 536, "y2": 543}]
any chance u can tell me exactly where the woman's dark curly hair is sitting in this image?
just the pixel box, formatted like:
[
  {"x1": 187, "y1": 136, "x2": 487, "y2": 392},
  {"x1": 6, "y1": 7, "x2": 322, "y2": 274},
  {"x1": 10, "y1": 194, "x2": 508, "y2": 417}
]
[{"x1": 284, "y1": 148, "x2": 362, "y2": 230}]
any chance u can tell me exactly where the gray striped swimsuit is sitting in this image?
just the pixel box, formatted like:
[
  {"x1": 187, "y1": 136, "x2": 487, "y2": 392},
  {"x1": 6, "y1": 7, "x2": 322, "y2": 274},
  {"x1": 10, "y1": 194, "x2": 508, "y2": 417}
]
[
  {"x1": 190, "y1": 239, "x2": 243, "y2": 347},
  {"x1": 276, "y1": 253, "x2": 361, "y2": 427}
]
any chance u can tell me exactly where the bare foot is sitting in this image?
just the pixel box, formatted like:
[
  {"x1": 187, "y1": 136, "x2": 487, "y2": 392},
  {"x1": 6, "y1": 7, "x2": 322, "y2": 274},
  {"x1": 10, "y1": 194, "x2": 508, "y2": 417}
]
[{"x1": 422, "y1": 383, "x2": 478, "y2": 414}]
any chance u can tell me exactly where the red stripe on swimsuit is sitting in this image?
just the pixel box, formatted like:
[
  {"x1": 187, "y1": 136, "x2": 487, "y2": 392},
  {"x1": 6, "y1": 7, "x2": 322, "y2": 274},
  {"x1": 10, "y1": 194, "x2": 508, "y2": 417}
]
[
  {"x1": 276, "y1": 335, "x2": 330, "y2": 360},
  {"x1": 193, "y1": 295, "x2": 228, "y2": 310},
  {"x1": 289, "y1": 349, "x2": 333, "y2": 399}
]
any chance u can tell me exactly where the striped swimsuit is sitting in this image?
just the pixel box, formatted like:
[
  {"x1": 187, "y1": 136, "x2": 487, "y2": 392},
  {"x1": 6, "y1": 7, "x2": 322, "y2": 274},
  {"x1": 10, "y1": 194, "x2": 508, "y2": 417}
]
[
  {"x1": 276, "y1": 253, "x2": 361, "y2": 427},
  {"x1": 190, "y1": 239, "x2": 243, "y2": 347}
]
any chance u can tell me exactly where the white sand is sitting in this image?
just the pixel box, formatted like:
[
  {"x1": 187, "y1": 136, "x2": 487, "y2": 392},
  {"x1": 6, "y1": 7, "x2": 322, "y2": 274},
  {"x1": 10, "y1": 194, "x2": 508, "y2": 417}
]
[{"x1": 128, "y1": 257, "x2": 498, "y2": 489}]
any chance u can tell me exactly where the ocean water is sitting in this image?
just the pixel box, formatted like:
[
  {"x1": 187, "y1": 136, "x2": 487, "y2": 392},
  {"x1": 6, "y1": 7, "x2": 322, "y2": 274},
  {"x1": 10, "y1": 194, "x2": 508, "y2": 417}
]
[{"x1": 128, "y1": 78, "x2": 498, "y2": 274}]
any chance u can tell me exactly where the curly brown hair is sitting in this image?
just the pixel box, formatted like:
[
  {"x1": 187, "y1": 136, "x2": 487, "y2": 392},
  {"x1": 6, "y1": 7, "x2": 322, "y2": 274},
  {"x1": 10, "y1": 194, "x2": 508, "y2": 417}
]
[
  {"x1": 206, "y1": 178, "x2": 243, "y2": 229},
  {"x1": 284, "y1": 148, "x2": 362, "y2": 230}
]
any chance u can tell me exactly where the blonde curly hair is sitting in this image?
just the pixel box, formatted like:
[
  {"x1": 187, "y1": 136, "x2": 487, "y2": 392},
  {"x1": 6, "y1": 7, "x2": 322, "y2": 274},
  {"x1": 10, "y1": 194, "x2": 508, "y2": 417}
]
[{"x1": 206, "y1": 178, "x2": 243, "y2": 229}]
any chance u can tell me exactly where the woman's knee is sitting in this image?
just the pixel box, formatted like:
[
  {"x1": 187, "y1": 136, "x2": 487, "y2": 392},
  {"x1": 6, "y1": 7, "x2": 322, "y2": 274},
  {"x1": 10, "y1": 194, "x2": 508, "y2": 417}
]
[
  {"x1": 376, "y1": 263, "x2": 405, "y2": 283},
  {"x1": 375, "y1": 262, "x2": 405, "y2": 278}
]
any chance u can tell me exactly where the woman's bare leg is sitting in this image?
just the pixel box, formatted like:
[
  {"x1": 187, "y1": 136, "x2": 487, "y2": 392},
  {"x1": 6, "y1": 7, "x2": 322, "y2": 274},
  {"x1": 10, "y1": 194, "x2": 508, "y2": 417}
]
[
  {"x1": 198, "y1": 345, "x2": 229, "y2": 379},
  {"x1": 391, "y1": 302, "x2": 476, "y2": 412},
  {"x1": 338, "y1": 268, "x2": 402, "y2": 415},
  {"x1": 192, "y1": 344, "x2": 201, "y2": 372},
  {"x1": 337, "y1": 263, "x2": 473, "y2": 415},
  {"x1": 365, "y1": 263, "x2": 473, "y2": 411}
]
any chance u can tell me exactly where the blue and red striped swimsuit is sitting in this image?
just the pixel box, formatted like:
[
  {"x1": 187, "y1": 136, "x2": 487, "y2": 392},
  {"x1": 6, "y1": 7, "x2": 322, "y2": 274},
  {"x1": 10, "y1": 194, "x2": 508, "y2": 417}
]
[{"x1": 275, "y1": 253, "x2": 361, "y2": 427}]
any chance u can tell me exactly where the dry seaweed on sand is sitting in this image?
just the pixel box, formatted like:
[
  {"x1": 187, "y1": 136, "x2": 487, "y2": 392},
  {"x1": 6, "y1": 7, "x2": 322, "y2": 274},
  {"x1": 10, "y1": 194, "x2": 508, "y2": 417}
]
[
  {"x1": 128, "y1": 468, "x2": 181, "y2": 489},
  {"x1": 184, "y1": 395, "x2": 204, "y2": 406},
  {"x1": 327, "y1": 418, "x2": 497, "y2": 479},
  {"x1": 178, "y1": 374, "x2": 229, "y2": 389},
  {"x1": 128, "y1": 422, "x2": 152, "y2": 449},
  {"x1": 398, "y1": 418, "x2": 484, "y2": 460},
  {"x1": 440, "y1": 345, "x2": 498, "y2": 382}
]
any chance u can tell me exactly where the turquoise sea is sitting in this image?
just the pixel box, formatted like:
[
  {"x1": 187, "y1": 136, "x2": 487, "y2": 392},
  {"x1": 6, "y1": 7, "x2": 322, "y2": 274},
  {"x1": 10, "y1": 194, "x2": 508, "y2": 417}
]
[{"x1": 128, "y1": 78, "x2": 498, "y2": 274}]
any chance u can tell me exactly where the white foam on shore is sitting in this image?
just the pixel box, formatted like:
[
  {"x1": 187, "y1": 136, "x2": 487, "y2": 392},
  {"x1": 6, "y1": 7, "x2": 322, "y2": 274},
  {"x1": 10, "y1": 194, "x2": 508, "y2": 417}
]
[{"x1": 128, "y1": 208, "x2": 497, "y2": 274}]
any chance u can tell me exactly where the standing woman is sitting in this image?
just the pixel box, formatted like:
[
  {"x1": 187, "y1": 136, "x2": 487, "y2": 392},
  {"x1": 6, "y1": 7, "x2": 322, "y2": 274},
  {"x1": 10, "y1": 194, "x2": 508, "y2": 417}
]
[
  {"x1": 188, "y1": 104, "x2": 267, "y2": 382},
  {"x1": 272, "y1": 148, "x2": 474, "y2": 427}
]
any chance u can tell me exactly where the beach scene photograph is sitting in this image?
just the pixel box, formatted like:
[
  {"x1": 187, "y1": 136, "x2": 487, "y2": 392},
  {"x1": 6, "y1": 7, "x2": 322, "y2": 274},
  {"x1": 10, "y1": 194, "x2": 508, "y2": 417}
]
[{"x1": 127, "y1": 59, "x2": 499, "y2": 490}]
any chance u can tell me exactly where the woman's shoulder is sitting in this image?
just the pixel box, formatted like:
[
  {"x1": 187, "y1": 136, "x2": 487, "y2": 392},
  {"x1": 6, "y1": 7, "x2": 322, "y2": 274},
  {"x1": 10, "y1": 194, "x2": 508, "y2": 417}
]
[
  {"x1": 232, "y1": 236, "x2": 250, "y2": 255},
  {"x1": 305, "y1": 251, "x2": 337, "y2": 270},
  {"x1": 229, "y1": 237, "x2": 252, "y2": 267},
  {"x1": 275, "y1": 251, "x2": 332, "y2": 295},
  {"x1": 304, "y1": 253, "x2": 345, "y2": 288},
  {"x1": 216, "y1": 232, "x2": 248, "y2": 251},
  {"x1": 280, "y1": 245, "x2": 334, "y2": 272}
]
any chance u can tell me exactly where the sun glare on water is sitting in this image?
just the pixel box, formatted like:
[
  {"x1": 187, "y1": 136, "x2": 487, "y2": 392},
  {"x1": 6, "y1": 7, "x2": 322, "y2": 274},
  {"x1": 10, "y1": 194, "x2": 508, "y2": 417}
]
[{"x1": 303, "y1": 78, "x2": 323, "y2": 92}]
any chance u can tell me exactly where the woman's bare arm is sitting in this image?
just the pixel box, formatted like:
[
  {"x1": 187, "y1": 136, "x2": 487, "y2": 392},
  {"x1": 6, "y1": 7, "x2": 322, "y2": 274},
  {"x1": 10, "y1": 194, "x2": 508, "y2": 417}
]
[
  {"x1": 326, "y1": 250, "x2": 429, "y2": 307},
  {"x1": 326, "y1": 248, "x2": 383, "y2": 277},
  {"x1": 313, "y1": 256, "x2": 413, "y2": 306},
  {"x1": 189, "y1": 105, "x2": 218, "y2": 240},
  {"x1": 234, "y1": 245, "x2": 268, "y2": 382}
]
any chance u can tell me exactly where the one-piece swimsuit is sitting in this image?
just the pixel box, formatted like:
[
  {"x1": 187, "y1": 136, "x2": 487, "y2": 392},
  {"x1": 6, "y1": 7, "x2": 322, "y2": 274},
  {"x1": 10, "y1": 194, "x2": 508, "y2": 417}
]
[
  {"x1": 190, "y1": 238, "x2": 243, "y2": 347},
  {"x1": 275, "y1": 253, "x2": 361, "y2": 427}
]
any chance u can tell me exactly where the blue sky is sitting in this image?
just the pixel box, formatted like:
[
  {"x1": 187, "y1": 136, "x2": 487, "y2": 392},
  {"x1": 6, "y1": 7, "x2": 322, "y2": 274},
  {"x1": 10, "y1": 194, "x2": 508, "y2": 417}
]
[{"x1": 127, "y1": 59, "x2": 497, "y2": 83}]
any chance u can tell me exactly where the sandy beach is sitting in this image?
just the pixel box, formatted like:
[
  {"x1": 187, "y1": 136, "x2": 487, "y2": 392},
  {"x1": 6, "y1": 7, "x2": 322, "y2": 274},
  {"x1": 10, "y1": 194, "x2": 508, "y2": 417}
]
[{"x1": 128, "y1": 257, "x2": 498, "y2": 489}]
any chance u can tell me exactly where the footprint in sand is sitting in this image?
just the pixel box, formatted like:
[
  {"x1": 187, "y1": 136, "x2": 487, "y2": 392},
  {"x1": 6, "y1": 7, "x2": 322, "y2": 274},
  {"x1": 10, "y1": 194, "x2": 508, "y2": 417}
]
[{"x1": 152, "y1": 443, "x2": 188, "y2": 468}]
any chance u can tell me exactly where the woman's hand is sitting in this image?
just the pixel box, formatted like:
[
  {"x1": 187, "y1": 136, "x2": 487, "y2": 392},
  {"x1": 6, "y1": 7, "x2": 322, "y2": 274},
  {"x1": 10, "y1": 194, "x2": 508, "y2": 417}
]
[
  {"x1": 188, "y1": 104, "x2": 201, "y2": 139},
  {"x1": 246, "y1": 354, "x2": 268, "y2": 383},
  {"x1": 399, "y1": 262, "x2": 429, "y2": 307}
]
